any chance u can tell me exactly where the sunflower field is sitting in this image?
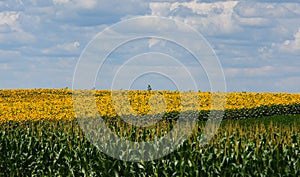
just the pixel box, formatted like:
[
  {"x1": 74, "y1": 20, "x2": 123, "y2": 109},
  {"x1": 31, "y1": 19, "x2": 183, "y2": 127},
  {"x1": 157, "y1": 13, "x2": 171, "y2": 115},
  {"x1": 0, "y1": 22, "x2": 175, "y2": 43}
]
[{"x1": 1, "y1": 88, "x2": 300, "y2": 122}]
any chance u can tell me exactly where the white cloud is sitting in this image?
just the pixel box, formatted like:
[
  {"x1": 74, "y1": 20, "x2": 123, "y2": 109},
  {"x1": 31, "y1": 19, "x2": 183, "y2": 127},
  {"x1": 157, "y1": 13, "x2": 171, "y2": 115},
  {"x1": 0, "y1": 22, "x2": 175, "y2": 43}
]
[
  {"x1": 234, "y1": 2, "x2": 300, "y2": 18},
  {"x1": 41, "y1": 41, "x2": 81, "y2": 56},
  {"x1": 225, "y1": 66, "x2": 273, "y2": 78},
  {"x1": 277, "y1": 27, "x2": 300, "y2": 54},
  {"x1": 150, "y1": 2, "x2": 172, "y2": 16},
  {"x1": 52, "y1": 0, "x2": 70, "y2": 5},
  {"x1": 0, "y1": 11, "x2": 36, "y2": 47},
  {"x1": 150, "y1": 1, "x2": 241, "y2": 35},
  {"x1": 0, "y1": 49, "x2": 21, "y2": 59},
  {"x1": 225, "y1": 65, "x2": 300, "y2": 78},
  {"x1": 283, "y1": 3, "x2": 300, "y2": 16},
  {"x1": 0, "y1": 11, "x2": 21, "y2": 31},
  {"x1": 148, "y1": 38, "x2": 161, "y2": 48},
  {"x1": 0, "y1": 0, "x2": 299, "y2": 92},
  {"x1": 0, "y1": 30, "x2": 35, "y2": 47},
  {"x1": 234, "y1": 16, "x2": 274, "y2": 28},
  {"x1": 75, "y1": 0, "x2": 97, "y2": 9},
  {"x1": 53, "y1": 0, "x2": 150, "y2": 26}
]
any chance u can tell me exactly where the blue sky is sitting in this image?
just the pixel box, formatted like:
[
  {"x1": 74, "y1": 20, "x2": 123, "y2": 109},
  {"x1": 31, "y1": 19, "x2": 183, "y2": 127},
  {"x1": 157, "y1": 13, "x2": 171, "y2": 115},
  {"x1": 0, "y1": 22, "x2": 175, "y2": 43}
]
[{"x1": 0, "y1": 0, "x2": 300, "y2": 92}]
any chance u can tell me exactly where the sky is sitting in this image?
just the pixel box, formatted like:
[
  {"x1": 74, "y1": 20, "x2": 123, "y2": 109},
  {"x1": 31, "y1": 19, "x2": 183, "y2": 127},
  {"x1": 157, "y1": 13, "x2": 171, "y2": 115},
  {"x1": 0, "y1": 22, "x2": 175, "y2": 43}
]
[{"x1": 0, "y1": 0, "x2": 300, "y2": 92}]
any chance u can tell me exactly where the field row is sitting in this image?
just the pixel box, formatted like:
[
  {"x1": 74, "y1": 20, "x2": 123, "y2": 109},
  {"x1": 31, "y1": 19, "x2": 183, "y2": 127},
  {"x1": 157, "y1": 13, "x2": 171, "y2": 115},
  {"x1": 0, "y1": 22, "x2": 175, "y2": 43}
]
[
  {"x1": 1, "y1": 115, "x2": 300, "y2": 176},
  {"x1": 1, "y1": 89, "x2": 300, "y2": 122}
]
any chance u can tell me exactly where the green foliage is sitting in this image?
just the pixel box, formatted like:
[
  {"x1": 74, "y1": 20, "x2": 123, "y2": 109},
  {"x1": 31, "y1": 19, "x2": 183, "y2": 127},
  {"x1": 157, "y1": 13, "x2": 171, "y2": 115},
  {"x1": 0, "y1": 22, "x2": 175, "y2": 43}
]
[
  {"x1": 1, "y1": 114, "x2": 300, "y2": 176},
  {"x1": 198, "y1": 103, "x2": 300, "y2": 120},
  {"x1": 147, "y1": 84, "x2": 152, "y2": 91},
  {"x1": 100, "y1": 103, "x2": 300, "y2": 122}
]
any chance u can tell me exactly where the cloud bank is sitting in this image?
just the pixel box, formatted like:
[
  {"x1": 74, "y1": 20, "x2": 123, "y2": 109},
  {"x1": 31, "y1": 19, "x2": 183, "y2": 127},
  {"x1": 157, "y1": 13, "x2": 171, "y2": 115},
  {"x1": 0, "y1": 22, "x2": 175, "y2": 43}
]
[{"x1": 0, "y1": 0, "x2": 299, "y2": 92}]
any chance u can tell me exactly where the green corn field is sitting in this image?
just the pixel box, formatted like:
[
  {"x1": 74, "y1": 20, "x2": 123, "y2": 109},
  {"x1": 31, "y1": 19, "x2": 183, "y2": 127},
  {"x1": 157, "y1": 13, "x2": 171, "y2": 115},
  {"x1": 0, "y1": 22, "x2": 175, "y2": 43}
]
[{"x1": 1, "y1": 114, "x2": 300, "y2": 176}]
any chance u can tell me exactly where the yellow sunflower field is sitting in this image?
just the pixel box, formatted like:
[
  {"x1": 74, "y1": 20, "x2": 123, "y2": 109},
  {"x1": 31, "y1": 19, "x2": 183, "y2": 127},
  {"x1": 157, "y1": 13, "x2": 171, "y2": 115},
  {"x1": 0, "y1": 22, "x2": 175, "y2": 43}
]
[{"x1": 1, "y1": 88, "x2": 300, "y2": 122}]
